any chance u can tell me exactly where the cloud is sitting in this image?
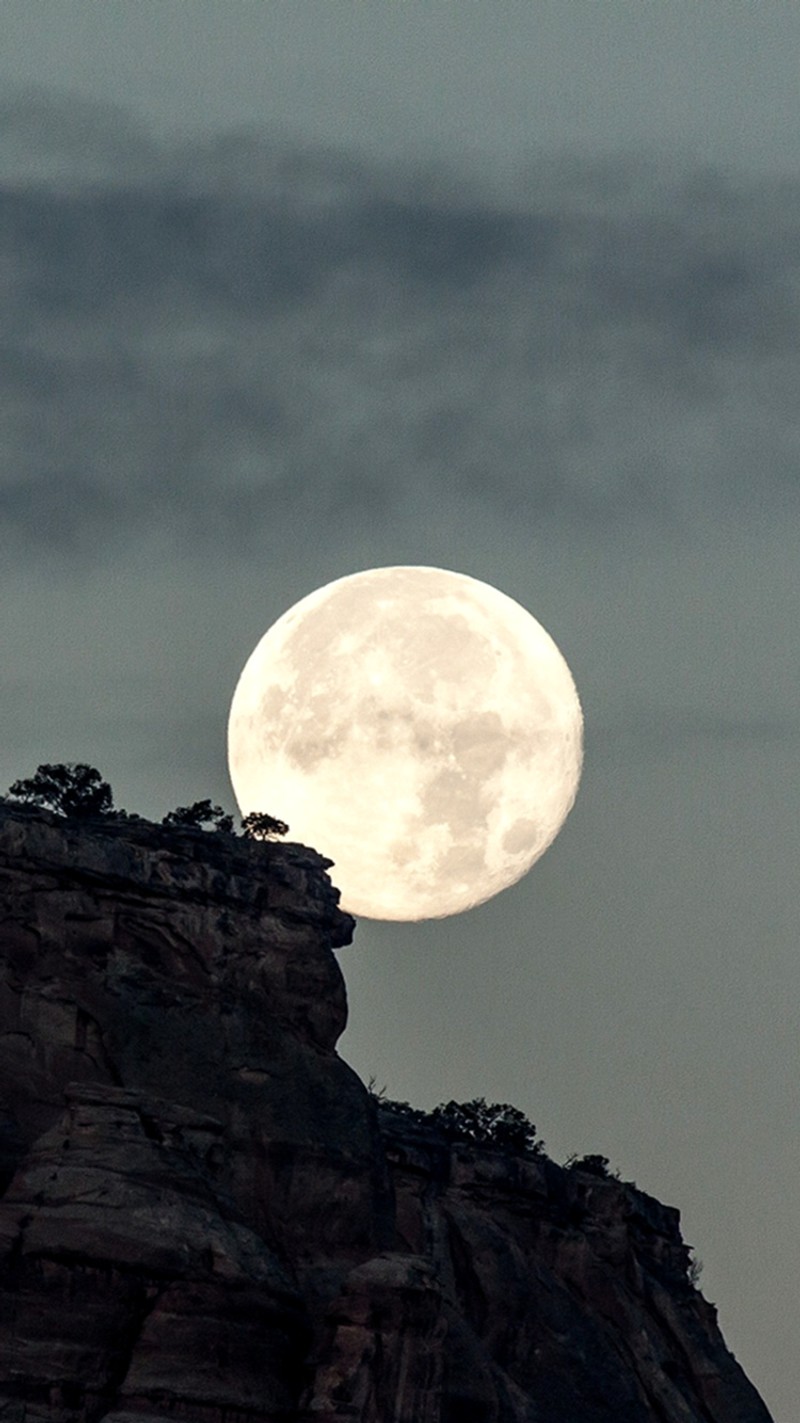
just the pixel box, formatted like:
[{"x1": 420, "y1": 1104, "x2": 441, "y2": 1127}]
[
  {"x1": 0, "y1": 86, "x2": 163, "y2": 186},
  {"x1": 2, "y1": 92, "x2": 800, "y2": 560},
  {"x1": 591, "y1": 708, "x2": 800, "y2": 762}
]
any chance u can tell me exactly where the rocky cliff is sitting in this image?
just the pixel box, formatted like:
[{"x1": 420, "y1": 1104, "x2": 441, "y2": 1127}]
[{"x1": 0, "y1": 804, "x2": 773, "y2": 1423}]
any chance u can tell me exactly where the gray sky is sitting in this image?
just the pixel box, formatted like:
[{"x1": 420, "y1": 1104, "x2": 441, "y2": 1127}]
[
  {"x1": 4, "y1": 0, "x2": 800, "y2": 177},
  {"x1": 2, "y1": 4, "x2": 799, "y2": 1418}
]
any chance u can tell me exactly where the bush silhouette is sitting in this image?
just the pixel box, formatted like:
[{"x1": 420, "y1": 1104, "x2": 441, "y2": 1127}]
[
  {"x1": 241, "y1": 811, "x2": 289, "y2": 840},
  {"x1": 7, "y1": 764, "x2": 114, "y2": 819},
  {"x1": 162, "y1": 800, "x2": 234, "y2": 832},
  {"x1": 431, "y1": 1098, "x2": 543, "y2": 1156},
  {"x1": 372, "y1": 1090, "x2": 543, "y2": 1158}
]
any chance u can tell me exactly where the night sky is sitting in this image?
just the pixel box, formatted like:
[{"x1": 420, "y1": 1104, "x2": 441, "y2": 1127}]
[{"x1": 2, "y1": 5, "x2": 799, "y2": 1418}]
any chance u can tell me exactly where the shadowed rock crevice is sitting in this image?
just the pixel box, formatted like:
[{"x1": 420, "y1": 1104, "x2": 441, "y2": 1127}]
[{"x1": 0, "y1": 804, "x2": 774, "y2": 1422}]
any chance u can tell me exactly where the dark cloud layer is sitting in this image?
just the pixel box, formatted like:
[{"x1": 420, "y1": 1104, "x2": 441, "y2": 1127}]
[{"x1": 2, "y1": 94, "x2": 800, "y2": 561}]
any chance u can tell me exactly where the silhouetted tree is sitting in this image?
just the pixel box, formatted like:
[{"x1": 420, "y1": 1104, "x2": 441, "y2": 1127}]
[
  {"x1": 431, "y1": 1098, "x2": 543, "y2": 1156},
  {"x1": 241, "y1": 811, "x2": 289, "y2": 839},
  {"x1": 7, "y1": 763, "x2": 114, "y2": 819},
  {"x1": 371, "y1": 1089, "x2": 543, "y2": 1158},
  {"x1": 162, "y1": 800, "x2": 234, "y2": 832}
]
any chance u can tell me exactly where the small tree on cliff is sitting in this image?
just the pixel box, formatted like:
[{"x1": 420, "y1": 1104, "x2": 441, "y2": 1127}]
[
  {"x1": 373, "y1": 1091, "x2": 544, "y2": 1158},
  {"x1": 241, "y1": 811, "x2": 289, "y2": 840},
  {"x1": 162, "y1": 800, "x2": 234, "y2": 832},
  {"x1": 7, "y1": 763, "x2": 114, "y2": 819},
  {"x1": 431, "y1": 1098, "x2": 543, "y2": 1156}
]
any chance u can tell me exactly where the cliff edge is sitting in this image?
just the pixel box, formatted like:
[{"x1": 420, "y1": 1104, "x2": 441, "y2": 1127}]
[{"x1": 0, "y1": 804, "x2": 773, "y2": 1422}]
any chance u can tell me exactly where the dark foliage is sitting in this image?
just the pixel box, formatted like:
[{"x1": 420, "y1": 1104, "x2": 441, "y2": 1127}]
[
  {"x1": 4, "y1": 776, "x2": 290, "y2": 843},
  {"x1": 7, "y1": 763, "x2": 114, "y2": 819},
  {"x1": 431, "y1": 1098, "x2": 544, "y2": 1156},
  {"x1": 369, "y1": 1088, "x2": 430, "y2": 1133},
  {"x1": 564, "y1": 1153, "x2": 617, "y2": 1179},
  {"x1": 162, "y1": 800, "x2": 234, "y2": 832},
  {"x1": 372, "y1": 1089, "x2": 544, "y2": 1159},
  {"x1": 241, "y1": 810, "x2": 290, "y2": 840}
]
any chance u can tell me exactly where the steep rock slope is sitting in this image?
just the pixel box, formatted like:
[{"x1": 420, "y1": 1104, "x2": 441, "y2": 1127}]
[{"x1": 0, "y1": 805, "x2": 773, "y2": 1422}]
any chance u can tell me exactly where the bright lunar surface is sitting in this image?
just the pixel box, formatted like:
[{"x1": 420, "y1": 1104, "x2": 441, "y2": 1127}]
[{"x1": 227, "y1": 566, "x2": 583, "y2": 921}]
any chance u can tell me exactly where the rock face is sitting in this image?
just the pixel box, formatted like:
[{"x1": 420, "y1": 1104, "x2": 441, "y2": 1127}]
[{"x1": 0, "y1": 804, "x2": 773, "y2": 1423}]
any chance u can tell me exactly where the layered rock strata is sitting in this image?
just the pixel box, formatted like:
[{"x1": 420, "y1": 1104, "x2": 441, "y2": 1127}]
[{"x1": 0, "y1": 804, "x2": 773, "y2": 1422}]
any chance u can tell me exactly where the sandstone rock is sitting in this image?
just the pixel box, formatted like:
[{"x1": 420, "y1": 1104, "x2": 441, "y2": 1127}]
[
  {"x1": 0, "y1": 804, "x2": 774, "y2": 1421},
  {"x1": 0, "y1": 1082, "x2": 307, "y2": 1422}
]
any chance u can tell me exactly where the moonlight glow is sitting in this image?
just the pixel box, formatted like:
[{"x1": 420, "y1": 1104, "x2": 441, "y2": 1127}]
[{"x1": 227, "y1": 566, "x2": 583, "y2": 921}]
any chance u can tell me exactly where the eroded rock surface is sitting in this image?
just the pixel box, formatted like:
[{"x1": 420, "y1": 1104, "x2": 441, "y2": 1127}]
[{"x1": 0, "y1": 804, "x2": 773, "y2": 1422}]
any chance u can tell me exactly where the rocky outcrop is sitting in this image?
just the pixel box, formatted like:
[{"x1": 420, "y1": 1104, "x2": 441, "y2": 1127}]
[{"x1": 0, "y1": 804, "x2": 773, "y2": 1422}]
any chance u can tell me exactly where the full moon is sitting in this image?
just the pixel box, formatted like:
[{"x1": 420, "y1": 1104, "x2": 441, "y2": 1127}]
[{"x1": 227, "y1": 566, "x2": 583, "y2": 921}]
